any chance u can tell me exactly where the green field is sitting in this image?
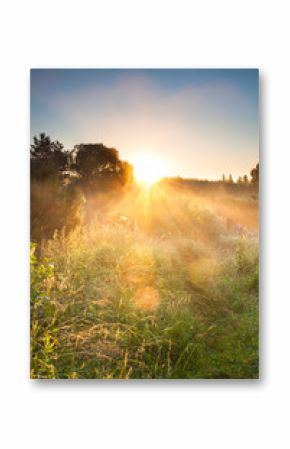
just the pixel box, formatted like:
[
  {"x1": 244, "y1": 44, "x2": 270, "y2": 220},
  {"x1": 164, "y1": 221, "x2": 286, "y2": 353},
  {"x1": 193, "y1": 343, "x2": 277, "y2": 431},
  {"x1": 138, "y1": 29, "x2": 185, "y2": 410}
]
[{"x1": 30, "y1": 182, "x2": 259, "y2": 379}]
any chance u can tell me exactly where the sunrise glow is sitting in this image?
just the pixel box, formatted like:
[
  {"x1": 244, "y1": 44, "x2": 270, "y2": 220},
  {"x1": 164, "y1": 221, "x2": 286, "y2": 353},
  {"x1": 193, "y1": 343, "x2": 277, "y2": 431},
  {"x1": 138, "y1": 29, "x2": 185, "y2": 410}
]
[{"x1": 132, "y1": 153, "x2": 167, "y2": 185}]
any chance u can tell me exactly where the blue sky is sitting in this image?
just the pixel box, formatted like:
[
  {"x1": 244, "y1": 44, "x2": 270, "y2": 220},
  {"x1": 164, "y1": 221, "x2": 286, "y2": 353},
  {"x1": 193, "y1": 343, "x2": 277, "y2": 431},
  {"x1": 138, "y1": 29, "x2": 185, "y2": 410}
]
[{"x1": 31, "y1": 69, "x2": 259, "y2": 179}]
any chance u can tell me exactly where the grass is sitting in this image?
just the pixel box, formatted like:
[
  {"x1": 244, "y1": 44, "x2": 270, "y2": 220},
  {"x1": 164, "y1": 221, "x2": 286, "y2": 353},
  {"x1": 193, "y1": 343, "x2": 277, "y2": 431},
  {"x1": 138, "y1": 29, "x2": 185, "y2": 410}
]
[{"x1": 30, "y1": 183, "x2": 259, "y2": 379}]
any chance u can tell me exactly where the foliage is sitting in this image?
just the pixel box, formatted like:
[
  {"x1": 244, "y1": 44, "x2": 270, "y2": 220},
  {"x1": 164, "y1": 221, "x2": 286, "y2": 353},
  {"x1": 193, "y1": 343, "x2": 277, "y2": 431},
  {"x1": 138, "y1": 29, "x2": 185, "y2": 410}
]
[
  {"x1": 30, "y1": 184, "x2": 259, "y2": 379},
  {"x1": 30, "y1": 133, "x2": 67, "y2": 180},
  {"x1": 73, "y1": 143, "x2": 133, "y2": 189},
  {"x1": 30, "y1": 135, "x2": 134, "y2": 241},
  {"x1": 250, "y1": 163, "x2": 259, "y2": 184},
  {"x1": 30, "y1": 135, "x2": 259, "y2": 378},
  {"x1": 31, "y1": 179, "x2": 84, "y2": 241}
]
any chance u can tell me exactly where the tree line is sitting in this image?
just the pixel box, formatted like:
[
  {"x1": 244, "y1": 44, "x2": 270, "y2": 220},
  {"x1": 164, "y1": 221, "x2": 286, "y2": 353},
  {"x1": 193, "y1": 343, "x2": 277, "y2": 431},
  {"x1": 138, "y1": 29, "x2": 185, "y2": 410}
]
[
  {"x1": 31, "y1": 133, "x2": 259, "y2": 242},
  {"x1": 31, "y1": 133, "x2": 135, "y2": 241},
  {"x1": 31, "y1": 132, "x2": 133, "y2": 189},
  {"x1": 222, "y1": 164, "x2": 259, "y2": 185},
  {"x1": 31, "y1": 132, "x2": 259, "y2": 187}
]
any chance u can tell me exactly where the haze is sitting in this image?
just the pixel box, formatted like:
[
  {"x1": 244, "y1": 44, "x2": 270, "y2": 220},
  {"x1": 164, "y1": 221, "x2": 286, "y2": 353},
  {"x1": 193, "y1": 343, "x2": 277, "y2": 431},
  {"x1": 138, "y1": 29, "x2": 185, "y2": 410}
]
[{"x1": 31, "y1": 69, "x2": 259, "y2": 180}]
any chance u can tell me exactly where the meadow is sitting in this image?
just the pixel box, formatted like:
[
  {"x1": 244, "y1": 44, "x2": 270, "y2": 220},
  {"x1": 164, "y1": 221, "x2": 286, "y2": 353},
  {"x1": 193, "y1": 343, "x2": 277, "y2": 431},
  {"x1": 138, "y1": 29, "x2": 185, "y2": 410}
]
[{"x1": 30, "y1": 180, "x2": 259, "y2": 379}]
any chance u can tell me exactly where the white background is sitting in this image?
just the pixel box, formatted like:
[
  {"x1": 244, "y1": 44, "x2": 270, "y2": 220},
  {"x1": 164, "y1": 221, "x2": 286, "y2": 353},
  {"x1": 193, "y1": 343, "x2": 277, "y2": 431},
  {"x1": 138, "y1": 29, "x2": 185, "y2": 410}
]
[{"x1": 0, "y1": 1, "x2": 289, "y2": 448}]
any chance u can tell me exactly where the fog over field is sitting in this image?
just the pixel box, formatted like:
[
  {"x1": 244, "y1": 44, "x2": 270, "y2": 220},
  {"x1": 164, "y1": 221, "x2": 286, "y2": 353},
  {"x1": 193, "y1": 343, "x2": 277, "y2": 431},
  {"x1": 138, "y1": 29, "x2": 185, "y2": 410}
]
[
  {"x1": 30, "y1": 69, "x2": 259, "y2": 379},
  {"x1": 31, "y1": 163, "x2": 259, "y2": 379}
]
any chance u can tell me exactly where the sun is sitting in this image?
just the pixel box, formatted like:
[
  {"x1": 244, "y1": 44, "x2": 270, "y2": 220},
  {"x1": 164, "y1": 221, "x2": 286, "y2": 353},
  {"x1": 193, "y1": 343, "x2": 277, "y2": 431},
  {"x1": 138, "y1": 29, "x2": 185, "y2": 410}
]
[{"x1": 132, "y1": 153, "x2": 166, "y2": 186}]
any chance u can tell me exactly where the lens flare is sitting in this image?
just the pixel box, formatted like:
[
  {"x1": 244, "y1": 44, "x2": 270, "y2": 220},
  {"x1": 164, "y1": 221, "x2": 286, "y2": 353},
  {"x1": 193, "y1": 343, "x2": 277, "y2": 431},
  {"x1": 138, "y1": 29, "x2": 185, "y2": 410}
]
[
  {"x1": 132, "y1": 153, "x2": 167, "y2": 186},
  {"x1": 134, "y1": 286, "x2": 160, "y2": 310}
]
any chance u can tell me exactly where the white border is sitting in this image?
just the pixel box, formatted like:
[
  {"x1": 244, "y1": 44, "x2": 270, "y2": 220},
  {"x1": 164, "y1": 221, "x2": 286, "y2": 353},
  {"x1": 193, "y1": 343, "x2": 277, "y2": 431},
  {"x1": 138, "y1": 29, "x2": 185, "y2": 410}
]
[{"x1": 1, "y1": 1, "x2": 289, "y2": 448}]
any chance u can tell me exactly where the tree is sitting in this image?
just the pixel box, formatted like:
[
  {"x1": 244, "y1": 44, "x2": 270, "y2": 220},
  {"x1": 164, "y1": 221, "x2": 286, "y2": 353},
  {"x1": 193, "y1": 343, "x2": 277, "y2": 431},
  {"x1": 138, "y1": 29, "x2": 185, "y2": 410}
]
[
  {"x1": 228, "y1": 174, "x2": 234, "y2": 184},
  {"x1": 243, "y1": 174, "x2": 249, "y2": 184},
  {"x1": 237, "y1": 176, "x2": 243, "y2": 184},
  {"x1": 74, "y1": 143, "x2": 133, "y2": 188},
  {"x1": 31, "y1": 132, "x2": 64, "y2": 158},
  {"x1": 74, "y1": 143, "x2": 118, "y2": 179},
  {"x1": 222, "y1": 174, "x2": 226, "y2": 183},
  {"x1": 30, "y1": 133, "x2": 67, "y2": 180},
  {"x1": 250, "y1": 163, "x2": 259, "y2": 184}
]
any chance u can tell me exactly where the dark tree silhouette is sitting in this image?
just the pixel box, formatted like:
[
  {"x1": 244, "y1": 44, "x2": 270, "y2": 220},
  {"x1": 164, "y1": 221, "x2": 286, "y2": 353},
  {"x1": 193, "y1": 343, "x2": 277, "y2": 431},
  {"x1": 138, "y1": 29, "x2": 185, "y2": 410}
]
[
  {"x1": 250, "y1": 163, "x2": 259, "y2": 184},
  {"x1": 30, "y1": 133, "x2": 83, "y2": 241},
  {"x1": 74, "y1": 143, "x2": 133, "y2": 188},
  {"x1": 30, "y1": 133, "x2": 67, "y2": 180},
  {"x1": 243, "y1": 174, "x2": 249, "y2": 184},
  {"x1": 31, "y1": 133, "x2": 64, "y2": 158}
]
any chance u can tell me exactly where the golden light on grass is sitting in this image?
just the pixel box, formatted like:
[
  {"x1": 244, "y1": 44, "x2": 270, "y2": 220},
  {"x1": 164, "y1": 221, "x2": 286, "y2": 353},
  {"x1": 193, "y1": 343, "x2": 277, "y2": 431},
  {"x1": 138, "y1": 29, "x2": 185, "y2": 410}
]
[{"x1": 132, "y1": 153, "x2": 167, "y2": 186}]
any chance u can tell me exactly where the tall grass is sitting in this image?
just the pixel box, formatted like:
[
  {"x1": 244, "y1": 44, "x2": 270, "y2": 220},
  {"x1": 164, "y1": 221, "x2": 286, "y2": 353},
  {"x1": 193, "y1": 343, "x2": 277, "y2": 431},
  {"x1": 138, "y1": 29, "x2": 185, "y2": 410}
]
[{"x1": 31, "y1": 184, "x2": 259, "y2": 379}]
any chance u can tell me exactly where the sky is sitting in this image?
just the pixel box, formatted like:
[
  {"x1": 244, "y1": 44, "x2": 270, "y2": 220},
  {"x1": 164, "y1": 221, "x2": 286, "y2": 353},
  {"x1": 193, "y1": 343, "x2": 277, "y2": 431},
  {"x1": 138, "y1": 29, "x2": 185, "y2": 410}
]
[{"x1": 31, "y1": 69, "x2": 259, "y2": 180}]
